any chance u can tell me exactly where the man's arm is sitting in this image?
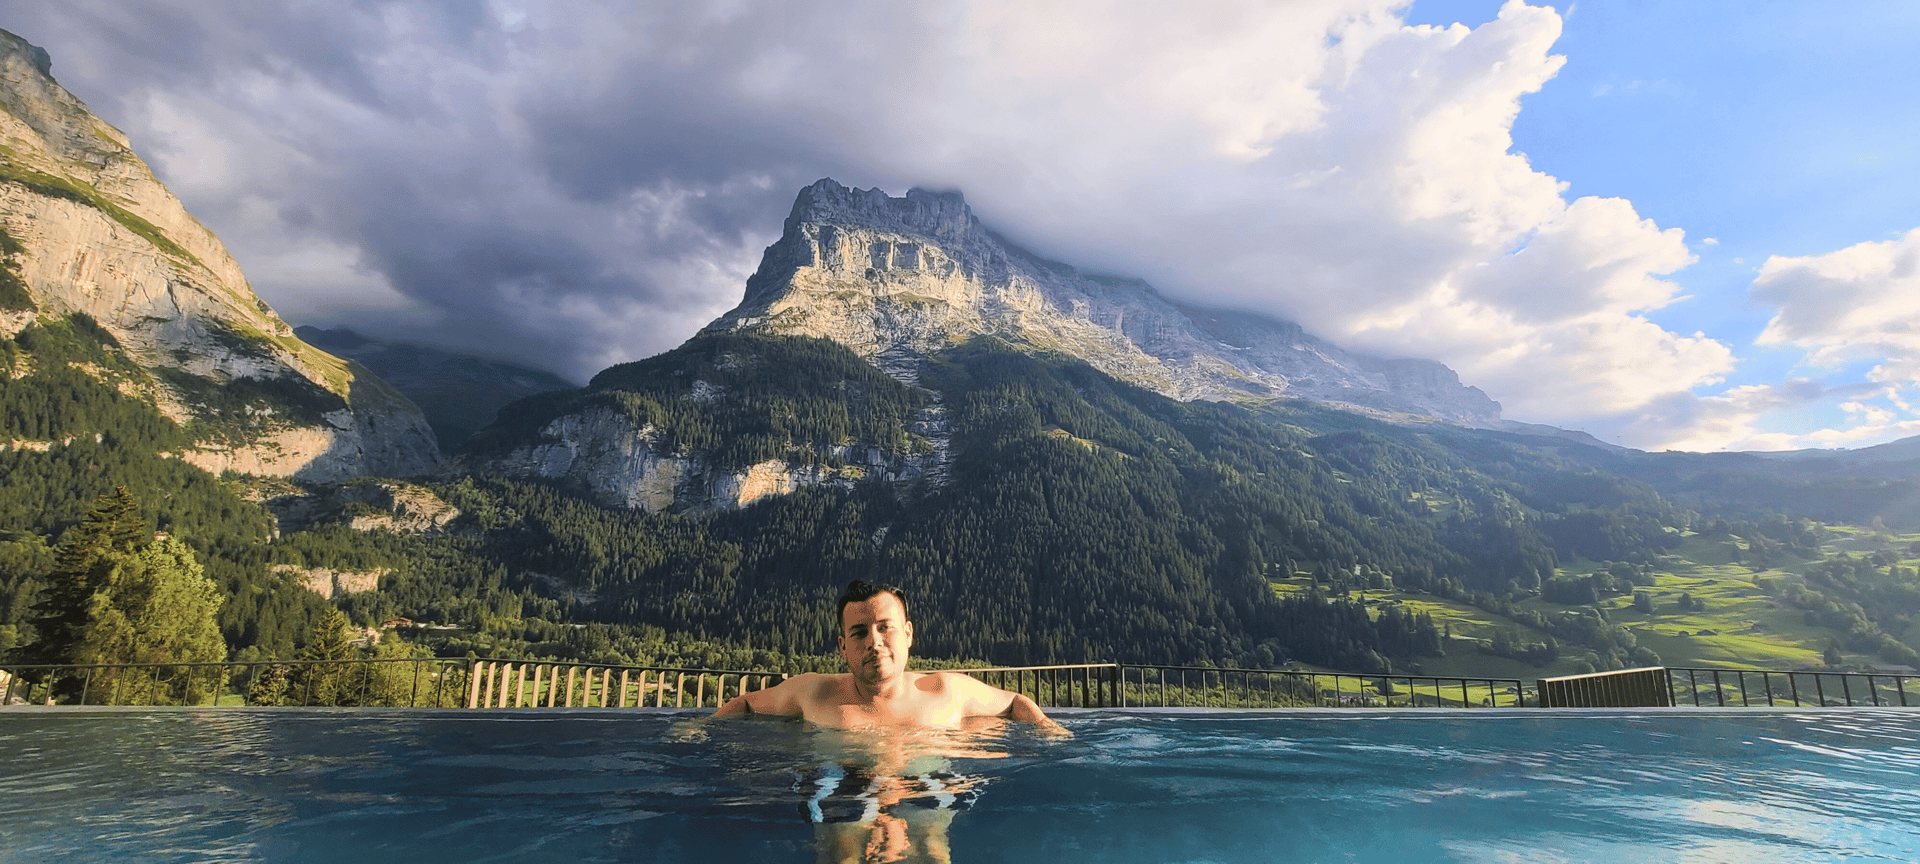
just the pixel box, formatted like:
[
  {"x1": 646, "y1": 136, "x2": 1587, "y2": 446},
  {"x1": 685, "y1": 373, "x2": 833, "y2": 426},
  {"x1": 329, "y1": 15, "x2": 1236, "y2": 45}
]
[
  {"x1": 948, "y1": 673, "x2": 1068, "y2": 734},
  {"x1": 714, "y1": 672, "x2": 815, "y2": 717}
]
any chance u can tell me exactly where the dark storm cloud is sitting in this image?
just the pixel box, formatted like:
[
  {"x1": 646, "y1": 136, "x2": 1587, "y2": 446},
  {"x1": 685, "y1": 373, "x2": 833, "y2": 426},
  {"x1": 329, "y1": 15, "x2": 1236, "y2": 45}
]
[{"x1": 6, "y1": 0, "x2": 840, "y2": 378}]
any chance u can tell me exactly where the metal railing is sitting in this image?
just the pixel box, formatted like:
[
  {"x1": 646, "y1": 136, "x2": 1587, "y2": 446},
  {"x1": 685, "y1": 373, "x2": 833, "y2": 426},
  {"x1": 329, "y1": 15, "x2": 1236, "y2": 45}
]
[
  {"x1": 951, "y1": 664, "x2": 1530, "y2": 708},
  {"x1": 948, "y1": 664, "x2": 1121, "y2": 707},
  {"x1": 465, "y1": 659, "x2": 782, "y2": 709},
  {"x1": 1668, "y1": 667, "x2": 1918, "y2": 708},
  {"x1": 1114, "y1": 664, "x2": 1528, "y2": 708},
  {"x1": 6, "y1": 658, "x2": 1913, "y2": 711},
  {"x1": 0, "y1": 658, "x2": 470, "y2": 708}
]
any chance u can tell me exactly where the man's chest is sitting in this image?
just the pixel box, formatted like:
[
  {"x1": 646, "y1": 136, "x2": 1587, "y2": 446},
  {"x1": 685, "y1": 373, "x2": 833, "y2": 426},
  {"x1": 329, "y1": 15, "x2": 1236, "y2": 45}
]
[{"x1": 810, "y1": 693, "x2": 965, "y2": 728}]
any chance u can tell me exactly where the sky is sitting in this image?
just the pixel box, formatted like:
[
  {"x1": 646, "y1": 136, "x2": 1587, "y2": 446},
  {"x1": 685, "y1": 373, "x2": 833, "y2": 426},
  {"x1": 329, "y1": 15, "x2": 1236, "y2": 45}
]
[{"x1": 4, "y1": 1, "x2": 1917, "y2": 452}]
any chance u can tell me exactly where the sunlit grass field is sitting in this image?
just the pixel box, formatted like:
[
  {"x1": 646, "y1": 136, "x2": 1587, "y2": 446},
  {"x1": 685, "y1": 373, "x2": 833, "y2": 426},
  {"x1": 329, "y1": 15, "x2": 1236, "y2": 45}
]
[{"x1": 1273, "y1": 525, "x2": 1920, "y2": 679}]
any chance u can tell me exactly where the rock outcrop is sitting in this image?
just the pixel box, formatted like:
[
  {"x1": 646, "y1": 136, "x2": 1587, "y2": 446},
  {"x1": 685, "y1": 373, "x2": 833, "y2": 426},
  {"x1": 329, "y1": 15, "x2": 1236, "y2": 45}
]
[
  {"x1": 0, "y1": 29, "x2": 439, "y2": 480},
  {"x1": 271, "y1": 564, "x2": 388, "y2": 600},
  {"x1": 246, "y1": 478, "x2": 461, "y2": 535},
  {"x1": 473, "y1": 387, "x2": 949, "y2": 514},
  {"x1": 705, "y1": 178, "x2": 1502, "y2": 424}
]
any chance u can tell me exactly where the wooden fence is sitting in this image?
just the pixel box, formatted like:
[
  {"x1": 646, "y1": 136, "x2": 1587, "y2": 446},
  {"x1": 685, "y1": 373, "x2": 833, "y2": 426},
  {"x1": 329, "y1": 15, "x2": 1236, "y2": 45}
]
[
  {"x1": 1538, "y1": 667, "x2": 1674, "y2": 708},
  {"x1": 464, "y1": 660, "x2": 781, "y2": 709}
]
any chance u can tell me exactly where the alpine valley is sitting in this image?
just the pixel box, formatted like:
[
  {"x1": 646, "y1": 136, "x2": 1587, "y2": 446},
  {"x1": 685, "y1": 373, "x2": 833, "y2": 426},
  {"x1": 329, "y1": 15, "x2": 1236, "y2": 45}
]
[{"x1": 6, "y1": 29, "x2": 1920, "y2": 680}]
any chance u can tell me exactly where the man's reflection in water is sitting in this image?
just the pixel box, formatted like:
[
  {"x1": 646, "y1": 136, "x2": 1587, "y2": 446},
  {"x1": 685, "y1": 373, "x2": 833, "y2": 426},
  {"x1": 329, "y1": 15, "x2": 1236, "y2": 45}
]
[{"x1": 801, "y1": 722, "x2": 1008, "y2": 864}]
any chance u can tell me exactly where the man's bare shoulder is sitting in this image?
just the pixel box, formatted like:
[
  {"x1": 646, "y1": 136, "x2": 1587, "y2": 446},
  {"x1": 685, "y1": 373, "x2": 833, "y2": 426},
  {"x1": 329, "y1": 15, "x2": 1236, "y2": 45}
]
[
  {"x1": 915, "y1": 670, "x2": 987, "y2": 691},
  {"x1": 720, "y1": 671, "x2": 845, "y2": 717},
  {"x1": 771, "y1": 671, "x2": 846, "y2": 697},
  {"x1": 918, "y1": 671, "x2": 1011, "y2": 708}
]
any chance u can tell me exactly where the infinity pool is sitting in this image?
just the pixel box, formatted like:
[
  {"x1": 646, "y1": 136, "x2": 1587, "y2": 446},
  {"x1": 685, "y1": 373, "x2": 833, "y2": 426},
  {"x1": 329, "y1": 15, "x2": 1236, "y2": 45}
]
[{"x1": 3, "y1": 708, "x2": 1918, "y2": 862}]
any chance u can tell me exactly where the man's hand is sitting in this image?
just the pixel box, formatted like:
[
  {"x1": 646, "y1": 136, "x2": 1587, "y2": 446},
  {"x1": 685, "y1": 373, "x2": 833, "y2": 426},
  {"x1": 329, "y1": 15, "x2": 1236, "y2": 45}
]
[{"x1": 665, "y1": 716, "x2": 710, "y2": 742}]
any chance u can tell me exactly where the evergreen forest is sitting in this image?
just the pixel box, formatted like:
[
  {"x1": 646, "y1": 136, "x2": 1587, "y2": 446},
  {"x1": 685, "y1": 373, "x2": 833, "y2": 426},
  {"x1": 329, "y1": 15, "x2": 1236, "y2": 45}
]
[{"x1": 8, "y1": 315, "x2": 1920, "y2": 681}]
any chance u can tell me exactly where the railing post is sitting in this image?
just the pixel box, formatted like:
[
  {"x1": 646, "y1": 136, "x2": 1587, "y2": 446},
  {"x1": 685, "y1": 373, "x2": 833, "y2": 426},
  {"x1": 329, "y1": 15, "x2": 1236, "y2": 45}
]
[{"x1": 471, "y1": 660, "x2": 488, "y2": 708}]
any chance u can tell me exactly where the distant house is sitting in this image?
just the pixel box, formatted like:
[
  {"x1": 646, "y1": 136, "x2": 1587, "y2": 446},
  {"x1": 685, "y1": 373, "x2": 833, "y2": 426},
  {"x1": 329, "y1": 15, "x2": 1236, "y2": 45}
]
[{"x1": 382, "y1": 617, "x2": 414, "y2": 630}]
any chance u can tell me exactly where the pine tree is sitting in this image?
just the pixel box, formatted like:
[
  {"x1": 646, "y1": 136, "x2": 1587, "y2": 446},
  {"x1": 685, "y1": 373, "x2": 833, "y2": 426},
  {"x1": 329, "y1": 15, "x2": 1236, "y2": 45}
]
[
  {"x1": 19, "y1": 487, "x2": 148, "y2": 668},
  {"x1": 16, "y1": 487, "x2": 229, "y2": 703},
  {"x1": 289, "y1": 606, "x2": 357, "y2": 706},
  {"x1": 81, "y1": 537, "x2": 228, "y2": 704}
]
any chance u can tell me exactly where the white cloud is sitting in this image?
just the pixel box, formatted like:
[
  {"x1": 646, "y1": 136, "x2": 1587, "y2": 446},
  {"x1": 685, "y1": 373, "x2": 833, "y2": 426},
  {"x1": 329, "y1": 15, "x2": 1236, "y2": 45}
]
[
  {"x1": 1622, "y1": 380, "x2": 1826, "y2": 452},
  {"x1": 1646, "y1": 226, "x2": 1920, "y2": 452},
  {"x1": 11, "y1": 0, "x2": 1738, "y2": 420},
  {"x1": 1754, "y1": 227, "x2": 1920, "y2": 383}
]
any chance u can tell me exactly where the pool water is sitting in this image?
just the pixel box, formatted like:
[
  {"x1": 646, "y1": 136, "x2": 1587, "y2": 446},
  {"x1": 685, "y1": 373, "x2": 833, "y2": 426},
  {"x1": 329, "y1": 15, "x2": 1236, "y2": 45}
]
[{"x1": 3, "y1": 707, "x2": 1918, "y2": 863}]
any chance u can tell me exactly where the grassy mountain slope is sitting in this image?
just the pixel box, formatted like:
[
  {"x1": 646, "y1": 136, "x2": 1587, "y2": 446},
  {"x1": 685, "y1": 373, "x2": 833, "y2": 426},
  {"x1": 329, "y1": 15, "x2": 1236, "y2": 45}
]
[{"x1": 11, "y1": 324, "x2": 1917, "y2": 677}]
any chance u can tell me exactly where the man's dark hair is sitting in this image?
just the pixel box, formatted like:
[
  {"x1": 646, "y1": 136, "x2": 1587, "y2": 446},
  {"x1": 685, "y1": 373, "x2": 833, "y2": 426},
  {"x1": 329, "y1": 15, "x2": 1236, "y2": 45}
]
[{"x1": 837, "y1": 579, "x2": 909, "y2": 630}]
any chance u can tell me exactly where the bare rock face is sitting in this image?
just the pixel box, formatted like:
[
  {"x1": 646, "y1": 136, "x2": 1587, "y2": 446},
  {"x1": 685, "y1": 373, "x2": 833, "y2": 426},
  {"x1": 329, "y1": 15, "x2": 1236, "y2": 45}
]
[
  {"x1": 706, "y1": 178, "x2": 1502, "y2": 424},
  {"x1": 247, "y1": 478, "x2": 460, "y2": 535},
  {"x1": 477, "y1": 402, "x2": 946, "y2": 514},
  {"x1": 0, "y1": 29, "x2": 439, "y2": 480},
  {"x1": 271, "y1": 564, "x2": 389, "y2": 600}
]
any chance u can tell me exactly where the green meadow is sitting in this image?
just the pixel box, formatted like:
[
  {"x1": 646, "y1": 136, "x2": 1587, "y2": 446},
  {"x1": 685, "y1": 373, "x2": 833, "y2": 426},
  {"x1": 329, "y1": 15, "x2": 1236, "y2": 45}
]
[{"x1": 1274, "y1": 524, "x2": 1920, "y2": 681}]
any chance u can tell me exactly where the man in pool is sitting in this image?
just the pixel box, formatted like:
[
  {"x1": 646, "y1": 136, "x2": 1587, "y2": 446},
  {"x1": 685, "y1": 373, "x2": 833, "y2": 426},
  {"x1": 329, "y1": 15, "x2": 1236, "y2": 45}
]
[{"x1": 714, "y1": 579, "x2": 1065, "y2": 733}]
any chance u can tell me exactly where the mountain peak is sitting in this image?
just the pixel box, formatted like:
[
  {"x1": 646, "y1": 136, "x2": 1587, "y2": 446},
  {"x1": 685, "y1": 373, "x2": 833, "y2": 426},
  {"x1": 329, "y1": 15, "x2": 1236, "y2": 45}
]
[
  {"x1": 710, "y1": 181, "x2": 1503, "y2": 425},
  {"x1": 789, "y1": 179, "x2": 973, "y2": 235}
]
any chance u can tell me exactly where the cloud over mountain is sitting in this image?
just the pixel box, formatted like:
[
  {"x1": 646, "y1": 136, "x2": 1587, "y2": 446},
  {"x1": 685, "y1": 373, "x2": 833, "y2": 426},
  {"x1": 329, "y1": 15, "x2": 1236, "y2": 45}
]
[{"x1": 8, "y1": 0, "x2": 1743, "y2": 443}]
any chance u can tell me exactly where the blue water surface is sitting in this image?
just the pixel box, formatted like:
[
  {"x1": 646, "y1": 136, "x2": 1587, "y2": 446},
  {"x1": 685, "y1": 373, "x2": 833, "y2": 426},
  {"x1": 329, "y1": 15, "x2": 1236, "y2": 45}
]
[{"x1": 2, "y1": 707, "x2": 1919, "y2": 863}]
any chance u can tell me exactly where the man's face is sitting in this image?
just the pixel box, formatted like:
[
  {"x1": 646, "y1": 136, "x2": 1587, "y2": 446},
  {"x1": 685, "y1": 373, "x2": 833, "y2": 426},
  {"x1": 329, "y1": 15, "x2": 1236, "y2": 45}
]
[{"x1": 840, "y1": 591, "x2": 913, "y2": 686}]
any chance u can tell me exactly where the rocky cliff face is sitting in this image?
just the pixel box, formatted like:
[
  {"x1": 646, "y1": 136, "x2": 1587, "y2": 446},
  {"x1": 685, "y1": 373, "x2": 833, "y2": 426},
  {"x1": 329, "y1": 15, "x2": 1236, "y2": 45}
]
[
  {"x1": 476, "y1": 401, "x2": 947, "y2": 514},
  {"x1": 0, "y1": 29, "x2": 439, "y2": 480},
  {"x1": 460, "y1": 333, "x2": 950, "y2": 514},
  {"x1": 706, "y1": 178, "x2": 1502, "y2": 424},
  {"x1": 467, "y1": 179, "x2": 1504, "y2": 513}
]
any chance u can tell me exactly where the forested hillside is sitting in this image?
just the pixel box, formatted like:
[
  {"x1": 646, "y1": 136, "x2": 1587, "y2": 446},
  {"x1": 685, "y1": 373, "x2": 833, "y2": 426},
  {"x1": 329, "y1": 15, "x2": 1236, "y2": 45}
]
[
  {"x1": 436, "y1": 334, "x2": 1693, "y2": 670},
  {"x1": 9, "y1": 319, "x2": 1919, "y2": 677}
]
